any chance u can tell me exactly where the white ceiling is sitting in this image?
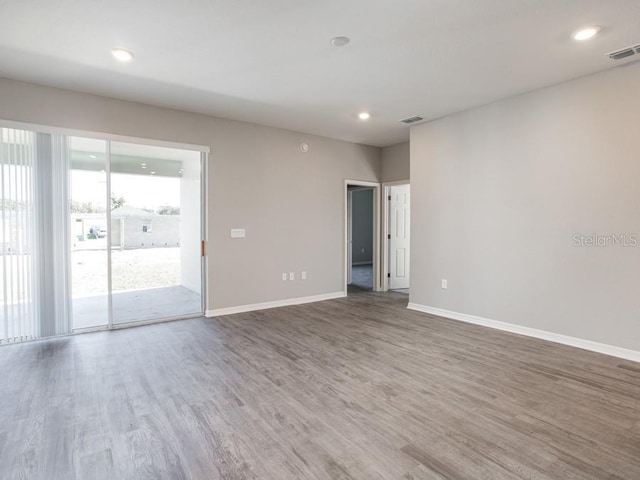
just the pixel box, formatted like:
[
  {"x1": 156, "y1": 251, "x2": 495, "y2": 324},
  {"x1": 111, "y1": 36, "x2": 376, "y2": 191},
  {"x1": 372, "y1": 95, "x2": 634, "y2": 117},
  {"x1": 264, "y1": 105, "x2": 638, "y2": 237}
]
[{"x1": 1, "y1": 0, "x2": 639, "y2": 147}]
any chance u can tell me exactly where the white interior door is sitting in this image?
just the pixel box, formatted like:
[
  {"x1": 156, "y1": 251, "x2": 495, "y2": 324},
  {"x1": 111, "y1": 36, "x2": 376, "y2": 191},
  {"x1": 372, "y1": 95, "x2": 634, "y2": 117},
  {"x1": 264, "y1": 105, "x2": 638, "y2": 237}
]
[{"x1": 388, "y1": 184, "x2": 410, "y2": 289}]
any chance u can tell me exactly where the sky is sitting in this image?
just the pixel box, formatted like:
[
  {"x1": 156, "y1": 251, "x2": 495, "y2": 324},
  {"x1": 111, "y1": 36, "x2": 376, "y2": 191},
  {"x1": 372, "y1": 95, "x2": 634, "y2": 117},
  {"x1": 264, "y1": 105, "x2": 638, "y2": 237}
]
[{"x1": 72, "y1": 170, "x2": 180, "y2": 210}]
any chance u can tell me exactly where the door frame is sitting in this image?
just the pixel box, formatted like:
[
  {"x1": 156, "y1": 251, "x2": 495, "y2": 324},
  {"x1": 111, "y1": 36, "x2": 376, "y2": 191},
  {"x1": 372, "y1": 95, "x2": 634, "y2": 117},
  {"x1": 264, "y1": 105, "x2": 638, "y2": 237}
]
[
  {"x1": 344, "y1": 179, "x2": 381, "y2": 294},
  {"x1": 73, "y1": 150, "x2": 208, "y2": 333},
  {"x1": 71, "y1": 139, "x2": 207, "y2": 333},
  {"x1": 382, "y1": 180, "x2": 410, "y2": 291},
  {"x1": 106, "y1": 144, "x2": 208, "y2": 330},
  {"x1": 200, "y1": 152, "x2": 209, "y2": 319},
  {"x1": 347, "y1": 190, "x2": 353, "y2": 285}
]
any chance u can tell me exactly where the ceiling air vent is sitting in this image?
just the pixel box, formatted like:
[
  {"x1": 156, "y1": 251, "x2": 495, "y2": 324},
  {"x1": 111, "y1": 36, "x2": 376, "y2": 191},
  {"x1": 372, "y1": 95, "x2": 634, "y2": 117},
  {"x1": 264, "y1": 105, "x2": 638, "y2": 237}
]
[
  {"x1": 607, "y1": 45, "x2": 640, "y2": 61},
  {"x1": 400, "y1": 115, "x2": 424, "y2": 125}
]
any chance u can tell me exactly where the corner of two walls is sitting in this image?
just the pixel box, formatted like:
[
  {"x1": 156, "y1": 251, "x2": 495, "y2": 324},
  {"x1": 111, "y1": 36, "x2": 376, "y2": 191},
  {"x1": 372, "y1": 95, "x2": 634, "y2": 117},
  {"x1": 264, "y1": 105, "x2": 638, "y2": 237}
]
[
  {"x1": 408, "y1": 62, "x2": 640, "y2": 356},
  {"x1": 381, "y1": 141, "x2": 410, "y2": 184}
]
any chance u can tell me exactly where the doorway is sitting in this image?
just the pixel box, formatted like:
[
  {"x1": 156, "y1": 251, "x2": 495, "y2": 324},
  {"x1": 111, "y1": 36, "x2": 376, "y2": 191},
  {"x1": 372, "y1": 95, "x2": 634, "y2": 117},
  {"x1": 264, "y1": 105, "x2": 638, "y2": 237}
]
[
  {"x1": 384, "y1": 182, "x2": 410, "y2": 294},
  {"x1": 345, "y1": 180, "x2": 380, "y2": 294}
]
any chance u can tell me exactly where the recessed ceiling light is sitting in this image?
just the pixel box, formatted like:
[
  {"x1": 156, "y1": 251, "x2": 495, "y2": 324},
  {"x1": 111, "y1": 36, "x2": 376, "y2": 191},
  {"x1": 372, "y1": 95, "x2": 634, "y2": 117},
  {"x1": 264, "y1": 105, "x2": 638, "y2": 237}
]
[
  {"x1": 330, "y1": 36, "x2": 350, "y2": 47},
  {"x1": 572, "y1": 26, "x2": 601, "y2": 41},
  {"x1": 111, "y1": 48, "x2": 135, "y2": 62},
  {"x1": 89, "y1": 154, "x2": 97, "y2": 159},
  {"x1": 358, "y1": 112, "x2": 371, "y2": 121},
  {"x1": 150, "y1": 171, "x2": 156, "y2": 175}
]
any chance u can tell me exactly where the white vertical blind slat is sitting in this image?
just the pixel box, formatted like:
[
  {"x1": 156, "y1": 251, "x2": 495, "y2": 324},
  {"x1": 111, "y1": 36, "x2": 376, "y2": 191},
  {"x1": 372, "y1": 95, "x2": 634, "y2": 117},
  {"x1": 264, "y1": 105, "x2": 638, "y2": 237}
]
[
  {"x1": 1, "y1": 131, "x2": 7, "y2": 343},
  {"x1": 51, "y1": 135, "x2": 72, "y2": 335},
  {"x1": 27, "y1": 131, "x2": 36, "y2": 339},
  {"x1": 18, "y1": 129, "x2": 24, "y2": 341},
  {"x1": 20, "y1": 130, "x2": 25, "y2": 340},
  {"x1": 20, "y1": 130, "x2": 28, "y2": 340},
  {"x1": 8, "y1": 129, "x2": 15, "y2": 340}
]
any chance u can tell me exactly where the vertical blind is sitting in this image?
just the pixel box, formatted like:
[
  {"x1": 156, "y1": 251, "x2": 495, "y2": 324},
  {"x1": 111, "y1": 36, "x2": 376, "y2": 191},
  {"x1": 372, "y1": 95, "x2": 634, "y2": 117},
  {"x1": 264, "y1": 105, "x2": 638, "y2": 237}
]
[
  {"x1": 50, "y1": 135, "x2": 72, "y2": 336},
  {"x1": 0, "y1": 128, "x2": 38, "y2": 343}
]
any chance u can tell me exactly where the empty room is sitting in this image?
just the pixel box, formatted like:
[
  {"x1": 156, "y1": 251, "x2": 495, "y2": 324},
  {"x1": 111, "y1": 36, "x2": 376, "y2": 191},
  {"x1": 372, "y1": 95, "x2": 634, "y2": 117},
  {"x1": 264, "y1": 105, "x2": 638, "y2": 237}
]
[{"x1": 1, "y1": 1, "x2": 639, "y2": 479}]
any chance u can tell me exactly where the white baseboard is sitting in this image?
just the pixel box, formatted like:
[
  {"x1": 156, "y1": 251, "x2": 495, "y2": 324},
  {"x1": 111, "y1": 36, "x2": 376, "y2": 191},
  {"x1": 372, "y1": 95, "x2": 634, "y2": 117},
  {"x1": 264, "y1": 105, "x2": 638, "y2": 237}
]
[
  {"x1": 206, "y1": 291, "x2": 346, "y2": 317},
  {"x1": 407, "y1": 303, "x2": 640, "y2": 364}
]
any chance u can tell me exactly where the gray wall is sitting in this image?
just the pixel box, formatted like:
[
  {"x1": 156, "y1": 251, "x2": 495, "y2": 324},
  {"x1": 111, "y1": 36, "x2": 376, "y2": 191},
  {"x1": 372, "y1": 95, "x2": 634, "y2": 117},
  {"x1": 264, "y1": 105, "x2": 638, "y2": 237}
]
[
  {"x1": 410, "y1": 61, "x2": 640, "y2": 352},
  {"x1": 0, "y1": 77, "x2": 381, "y2": 310},
  {"x1": 381, "y1": 141, "x2": 410, "y2": 183},
  {"x1": 351, "y1": 189, "x2": 373, "y2": 265}
]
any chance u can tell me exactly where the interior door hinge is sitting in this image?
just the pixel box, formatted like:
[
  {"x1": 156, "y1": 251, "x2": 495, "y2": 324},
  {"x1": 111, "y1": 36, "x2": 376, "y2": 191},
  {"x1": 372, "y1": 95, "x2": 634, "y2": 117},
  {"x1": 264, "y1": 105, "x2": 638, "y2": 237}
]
[
  {"x1": 387, "y1": 273, "x2": 391, "y2": 278},
  {"x1": 388, "y1": 195, "x2": 391, "y2": 201},
  {"x1": 201, "y1": 240, "x2": 206, "y2": 257},
  {"x1": 387, "y1": 234, "x2": 391, "y2": 239}
]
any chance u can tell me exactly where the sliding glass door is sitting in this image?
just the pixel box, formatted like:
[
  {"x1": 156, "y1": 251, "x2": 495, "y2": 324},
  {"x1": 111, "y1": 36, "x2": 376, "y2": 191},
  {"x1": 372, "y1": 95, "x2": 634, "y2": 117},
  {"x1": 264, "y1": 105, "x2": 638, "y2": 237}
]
[
  {"x1": 109, "y1": 141, "x2": 202, "y2": 325},
  {"x1": 1, "y1": 125, "x2": 205, "y2": 342}
]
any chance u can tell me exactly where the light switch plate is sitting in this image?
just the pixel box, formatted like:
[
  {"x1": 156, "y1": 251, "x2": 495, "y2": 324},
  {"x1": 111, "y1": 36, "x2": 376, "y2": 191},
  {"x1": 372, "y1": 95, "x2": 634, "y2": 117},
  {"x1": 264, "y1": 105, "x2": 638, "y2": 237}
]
[{"x1": 230, "y1": 228, "x2": 245, "y2": 238}]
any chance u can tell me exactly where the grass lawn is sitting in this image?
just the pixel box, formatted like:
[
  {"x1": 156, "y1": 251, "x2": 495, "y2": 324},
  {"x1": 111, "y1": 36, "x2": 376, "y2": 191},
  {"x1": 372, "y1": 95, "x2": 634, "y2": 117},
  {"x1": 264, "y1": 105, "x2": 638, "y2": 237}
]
[{"x1": 72, "y1": 246, "x2": 180, "y2": 297}]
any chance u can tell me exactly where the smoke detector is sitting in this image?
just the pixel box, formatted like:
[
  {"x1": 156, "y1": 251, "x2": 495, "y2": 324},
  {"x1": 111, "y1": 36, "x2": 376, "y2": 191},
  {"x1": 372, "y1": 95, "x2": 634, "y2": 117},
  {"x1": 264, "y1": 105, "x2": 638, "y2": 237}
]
[{"x1": 330, "y1": 36, "x2": 350, "y2": 47}]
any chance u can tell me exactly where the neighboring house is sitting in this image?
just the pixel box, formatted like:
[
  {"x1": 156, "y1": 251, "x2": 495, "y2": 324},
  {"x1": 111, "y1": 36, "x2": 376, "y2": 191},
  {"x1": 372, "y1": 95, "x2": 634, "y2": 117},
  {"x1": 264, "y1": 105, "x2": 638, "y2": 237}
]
[
  {"x1": 111, "y1": 206, "x2": 180, "y2": 249},
  {"x1": 71, "y1": 213, "x2": 107, "y2": 245},
  {"x1": 71, "y1": 207, "x2": 180, "y2": 249}
]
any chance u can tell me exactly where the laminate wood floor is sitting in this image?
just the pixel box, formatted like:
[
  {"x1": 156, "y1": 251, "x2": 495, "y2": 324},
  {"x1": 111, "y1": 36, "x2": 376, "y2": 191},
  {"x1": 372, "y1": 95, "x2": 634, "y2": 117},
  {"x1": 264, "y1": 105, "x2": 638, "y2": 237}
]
[{"x1": 1, "y1": 289, "x2": 639, "y2": 479}]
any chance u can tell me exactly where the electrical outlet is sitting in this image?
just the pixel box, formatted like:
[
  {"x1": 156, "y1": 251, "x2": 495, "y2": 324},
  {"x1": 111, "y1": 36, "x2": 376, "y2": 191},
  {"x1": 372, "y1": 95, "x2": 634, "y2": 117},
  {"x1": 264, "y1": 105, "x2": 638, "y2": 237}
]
[
  {"x1": 289, "y1": 272, "x2": 295, "y2": 281},
  {"x1": 301, "y1": 271, "x2": 307, "y2": 280},
  {"x1": 441, "y1": 279, "x2": 448, "y2": 289},
  {"x1": 282, "y1": 273, "x2": 287, "y2": 281}
]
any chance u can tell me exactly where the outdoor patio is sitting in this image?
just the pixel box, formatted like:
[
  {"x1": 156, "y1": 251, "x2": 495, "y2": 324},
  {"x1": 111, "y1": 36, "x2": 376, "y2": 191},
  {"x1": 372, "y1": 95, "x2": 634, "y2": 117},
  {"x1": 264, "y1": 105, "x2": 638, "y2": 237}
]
[
  {"x1": 71, "y1": 246, "x2": 202, "y2": 329},
  {"x1": 72, "y1": 284, "x2": 202, "y2": 329}
]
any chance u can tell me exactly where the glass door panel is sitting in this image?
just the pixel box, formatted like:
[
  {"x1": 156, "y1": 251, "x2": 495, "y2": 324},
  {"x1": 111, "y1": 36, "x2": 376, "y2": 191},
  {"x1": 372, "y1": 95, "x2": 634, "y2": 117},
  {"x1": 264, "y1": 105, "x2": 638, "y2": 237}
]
[
  {"x1": 109, "y1": 141, "x2": 202, "y2": 324},
  {"x1": 69, "y1": 137, "x2": 109, "y2": 330}
]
